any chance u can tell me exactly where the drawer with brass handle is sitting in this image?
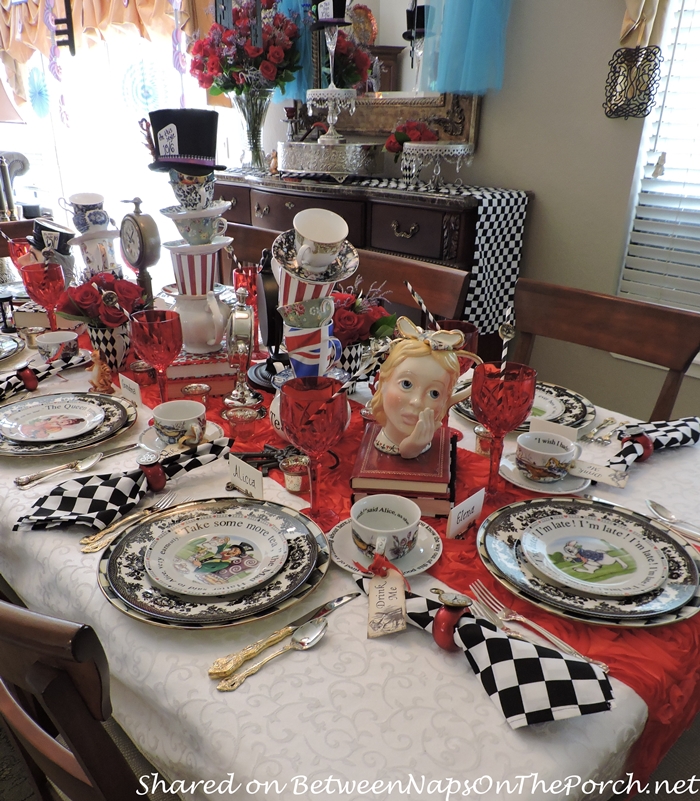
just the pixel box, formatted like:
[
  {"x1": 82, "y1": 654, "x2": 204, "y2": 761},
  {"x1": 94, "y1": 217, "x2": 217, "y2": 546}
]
[
  {"x1": 391, "y1": 219, "x2": 419, "y2": 239},
  {"x1": 255, "y1": 202, "x2": 270, "y2": 218},
  {"x1": 370, "y1": 202, "x2": 443, "y2": 258}
]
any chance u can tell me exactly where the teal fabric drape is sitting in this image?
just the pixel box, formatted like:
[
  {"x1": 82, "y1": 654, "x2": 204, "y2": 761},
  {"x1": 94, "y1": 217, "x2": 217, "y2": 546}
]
[
  {"x1": 423, "y1": 0, "x2": 512, "y2": 95},
  {"x1": 273, "y1": 0, "x2": 312, "y2": 102}
]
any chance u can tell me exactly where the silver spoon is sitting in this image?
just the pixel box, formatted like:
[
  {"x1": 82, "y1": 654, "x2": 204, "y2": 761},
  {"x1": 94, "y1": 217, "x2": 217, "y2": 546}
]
[
  {"x1": 16, "y1": 452, "x2": 104, "y2": 489},
  {"x1": 217, "y1": 617, "x2": 328, "y2": 692},
  {"x1": 646, "y1": 500, "x2": 700, "y2": 539}
]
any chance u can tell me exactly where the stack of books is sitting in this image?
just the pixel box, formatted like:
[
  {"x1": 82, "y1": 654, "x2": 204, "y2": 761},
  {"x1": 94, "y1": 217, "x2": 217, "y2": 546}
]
[
  {"x1": 350, "y1": 423, "x2": 457, "y2": 517},
  {"x1": 14, "y1": 301, "x2": 78, "y2": 331},
  {"x1": 164, "y1": 346, "x2": 238, "y2": 399}
]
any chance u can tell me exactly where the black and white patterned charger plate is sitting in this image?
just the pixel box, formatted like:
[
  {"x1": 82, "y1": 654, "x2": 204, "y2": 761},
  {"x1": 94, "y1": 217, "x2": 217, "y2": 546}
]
[
  {"x1": 0, "y1": 393, "x2": 135, "y2": 456},
  {"x1": 453, "y1": 381, "x2": 596, "y2": 432},
  {"x1": 272, "y1": 229, "x2": 359, "y2": 285},
  {"x1": 99, "y1": 498, "x2": 329, "y2": 628},
  {"x1": 0, "y1": 334, "x2": 24, "y2": 364},
  {"x1": 477, "y1": 497, "x2": 700, "y2": 627}
]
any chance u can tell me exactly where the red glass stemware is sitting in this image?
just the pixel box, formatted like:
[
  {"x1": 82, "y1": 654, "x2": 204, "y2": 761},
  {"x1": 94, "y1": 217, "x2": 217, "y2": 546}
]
[
  {"x1": 471, "y1": 361, "x2": 537, "y2": 503},
  {"x1": 8, "y1": 238, "x2": 35, "y2": 271},
  {"x1": 130, "y1": 310, "x2": 183, "y2": 404},
  {"x1": 279, "y1": 376, "x2": 349, "y2": 531},
  {"x1": 19, "y1": 263, "x2": 65, "y2": 331}
]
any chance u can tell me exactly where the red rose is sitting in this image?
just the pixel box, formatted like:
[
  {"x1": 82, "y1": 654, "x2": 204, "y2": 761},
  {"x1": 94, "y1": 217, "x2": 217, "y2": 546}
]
[
  {"x1": 222, "y1": 28, "x2": 236, "y2": 45},
  {"x1": 190, "y1": 58, "x2": 204, "y2": 74},
  {"x1": 406, "y1": 127, "x2": 422, "y2": 141},
  {"x1": 191, "y1": 39, "x2": 204, "y2": 56},
  {"x1": 384, "y1": 134, "x2": 401, "y2": 154},
  {"x1": 114, "y1": 280, "x2": 144, "y2": 314},
  {"x1": 66, "y1": 284, "x2": 102, "y2": 318},
  {"x1": 260, "y1": 60, "x2": 277, "y2": 81},
  {"x1": 207, "y1": 55, "x2": 222, "y2": 75},
  {"x1": 421, "y1": 128, "x2": 438, "y2": 142},
  {"x1": 244, "y1": 41, "x2": 263, "y2": 59},
  {"x1": 198, "y1": 72, "x2": 215, "y2": 88},
  {"x1": 333, "y1": 308, "x2": 364, "y2": 349},
  {"x1": 284, "y1": 21, "x2": 298, "y2": 39},
  {"x1": 268, "y1": 45, "x2": 285, "y2": 64},
  {"x1": 357, "y1": 305, "x2": 389, "y2": 341},
  {"x1": 262, "y1": 0, "x2": 274, "y2": 8},
  {"x1": 336, "y1": 36, "x2": 350, "y2": 56},
  {"x1": 234, "y1": 71, "x2": 247, "y2": 85},
  {"x1": 98, "y1": 303, "x2": 128, "y2": 329},
  {"x1": 332, "y1": 292, "x2": 356, "y2": 310},
  {"x1": 56, "y1": 290, "x2": 82, "y2": 318},
  {"x1": 90, "y1": 272, "x2": 117, "y2": 292}
]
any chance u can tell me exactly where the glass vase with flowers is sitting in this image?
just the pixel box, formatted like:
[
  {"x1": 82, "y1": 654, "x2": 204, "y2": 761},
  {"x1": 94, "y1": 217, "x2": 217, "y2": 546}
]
[{"x1": 190, "y1": 0, "x2": 301, "y2": 170}]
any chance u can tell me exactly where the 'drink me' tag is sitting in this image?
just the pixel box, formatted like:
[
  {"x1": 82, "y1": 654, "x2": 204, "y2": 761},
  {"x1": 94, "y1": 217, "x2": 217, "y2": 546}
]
[
  {"x1": 228, "y1": 455, "x2": 264, "y2": 499},
  {"x1": 529, "y1": 418, "x2": 580, "y2": 441},
  {"x1": 446, "y1": 488, "x2": 485, "y2": 539},
  {"x1": 367, "y1": 569, "x2": 406, "y2": 638},
  {"x1": 568, "y1": 460, "x2": 629, "y2": 488},
  {"x1": 118, "y1": 374, "x2": 142, "y2": 408}
]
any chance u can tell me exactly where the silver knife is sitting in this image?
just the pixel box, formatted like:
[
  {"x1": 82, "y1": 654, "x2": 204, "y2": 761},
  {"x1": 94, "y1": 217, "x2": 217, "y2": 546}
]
[
  {"x1": 14, "y1": 443, "x2": 140, "y2": 488},
  {"x1": 208, "y1": 592, "x2": 361, "y2": 679}
]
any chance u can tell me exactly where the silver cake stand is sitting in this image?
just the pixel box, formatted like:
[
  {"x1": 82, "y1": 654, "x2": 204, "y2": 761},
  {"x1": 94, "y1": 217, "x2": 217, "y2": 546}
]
[{"x1": 401, "y1": 142, "x2": 475, "y2": 190}]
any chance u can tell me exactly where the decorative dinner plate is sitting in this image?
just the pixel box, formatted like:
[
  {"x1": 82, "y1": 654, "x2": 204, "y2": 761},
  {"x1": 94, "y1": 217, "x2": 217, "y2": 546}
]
[
  {"x1": 101, "y1": 498, "x2": 328, "y2": 627},
  {"x1": 520, "y1": 514, "x2": 668, "y2": 597},
  {"x1": 159, "y1": 200, "x2": 232, "y2": 219},
  {"x1": 273, "y1": 229, "x2": 359, "y2": 285},
  {"x1": 0, "y1": 393, "x2": 135, "y2": 456},
  {"x1": 499, "y1": 453, "x2": 591, "y2": 495},
  {"x1": 477, "y1": 498, "x2": 700, "y2": 626},
  {"x1": 0, "y1": 396, "x2": 105, "y2": 443},
  {"x1": 328, "y1": 518, "x2": 443, "y2": 577},
  {"x1": 0, "y1": 334, "x2": 24, "y2": 364},
  {"x1": 144, "y1": 509, "x2": 289, "y2": 597},
  {"x1": 139, "y1": 421, "x2": 225, "y2": 453},
  {"x1": 454, "y1": 381, "x2": 595, "y2": 431}
]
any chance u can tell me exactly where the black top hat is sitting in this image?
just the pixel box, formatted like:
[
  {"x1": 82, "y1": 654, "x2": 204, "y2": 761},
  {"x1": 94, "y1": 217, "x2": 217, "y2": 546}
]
[
  {"x1": 311, "y1": 0, "x2": 351, "y2": 30},
  {"x1": 403, "y1": 6, "x2": 426, "y2": 40},
  {"x1": 147, "y1": 109, "x2": 226, "y2": 176},
  {"x1": 27, "y1": 217, "x2": 75, "y2": 256}
]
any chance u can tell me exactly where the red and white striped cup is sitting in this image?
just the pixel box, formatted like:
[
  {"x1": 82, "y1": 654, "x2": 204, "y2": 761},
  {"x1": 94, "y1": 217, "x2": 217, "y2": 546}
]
[
  {"x1": 276, "y1": 261, "x2": 335, "y2": 306},
  {"x1": 171, "y1": 251, "x2": 219, "y2": 295}
]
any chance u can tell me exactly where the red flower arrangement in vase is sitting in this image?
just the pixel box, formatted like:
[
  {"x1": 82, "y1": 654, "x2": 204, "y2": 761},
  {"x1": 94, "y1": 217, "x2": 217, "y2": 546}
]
[
  {"x1": 57, "y1": 273, "x2": 145, "y2": 329},
  {"x1": 384, "y1": 120, "x2": 439, "y2": 162},
  {"x1": 326, "y1": 30, "x2": 372, "y2": 90},
  {"x1": 331, "y1": 278, "x2": 395, "y2": 350}
]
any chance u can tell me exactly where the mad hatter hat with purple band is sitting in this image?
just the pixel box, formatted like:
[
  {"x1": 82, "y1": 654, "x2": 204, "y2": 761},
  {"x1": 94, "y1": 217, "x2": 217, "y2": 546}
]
[{"x1": 146, "y1": 109, "x2": 226, "y2": 176}]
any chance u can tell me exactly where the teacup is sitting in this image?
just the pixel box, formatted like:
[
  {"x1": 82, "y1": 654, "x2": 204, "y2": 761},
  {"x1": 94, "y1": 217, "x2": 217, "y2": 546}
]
[
  {"x1": 515, "y1": 431, "x2": 582, "y2": 483},
  {"x1": 35, "y1": 331, "x2": 79, "y2": 362},
  {"x1": 169, "y1": 170, "x2": 216, "y2": 211},
  {"x1": 82, "y1": 208, "x2": 112, "y2": 232},
  {"x1": 287, "y1": 338, "x2": 342, "y2": 378},
  {"x1": 152, "y1": 400, "x2": 206, "y2": 446},
  {"x1": 278, "y1": 297, "x2": 335, "y2": 328},
  {"x1": 351, "y1": 494, "x2": 421, "y2": 560},
  {"x1": 173, "y1": 214, "x2": 228, "y2": 246},
  {"x1": 58, "y1": 193, "x2": 105, "y2": 234},
  {"x1": 293, "y1": 208, "x2": 348, "y2": 273}
]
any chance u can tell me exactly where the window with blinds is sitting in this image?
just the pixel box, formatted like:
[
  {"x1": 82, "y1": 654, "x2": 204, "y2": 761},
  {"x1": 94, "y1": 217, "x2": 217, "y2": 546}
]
[{"x1": 620, "y1": 0, "x2": 700, "y2": 313}]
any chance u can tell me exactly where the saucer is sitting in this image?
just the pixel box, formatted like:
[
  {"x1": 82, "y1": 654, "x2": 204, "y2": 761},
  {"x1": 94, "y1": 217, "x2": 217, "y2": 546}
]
[
  {"x1": 162, "y1": 236, "x2": 233, "y2": 255},
  {"x1": 139, "y1": 421, "x2": 225, "y2": 453},
  {"x1": 159, "y1": 200, "x2": 232, "y2": 219},
  {"x1": 328, "y1": 518, "x2": 443, "y2": 576},
  {"x1": 499, "y1": 453, "x2": 591, "y2": 495},
  {"x1": 68, "y1": 229, "x2": 120, "y2": 246},
  {"x1": 272, "y1": 229, "x2": 359, "y2": 285},
  {"x1": 161, "y1": 283, "x2": 229, "y2": 297}
]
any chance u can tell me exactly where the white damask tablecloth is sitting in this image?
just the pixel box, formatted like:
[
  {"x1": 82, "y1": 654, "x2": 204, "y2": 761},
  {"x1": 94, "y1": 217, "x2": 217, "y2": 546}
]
[{"x1": 1, "y1": 361, "x2": 699, "y2": 801}]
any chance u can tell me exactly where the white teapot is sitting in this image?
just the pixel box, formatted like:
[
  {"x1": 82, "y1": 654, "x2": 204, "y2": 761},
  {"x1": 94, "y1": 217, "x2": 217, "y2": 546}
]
[{"x1": 173, "y1": 291, "x2": 226, "y2": 354}]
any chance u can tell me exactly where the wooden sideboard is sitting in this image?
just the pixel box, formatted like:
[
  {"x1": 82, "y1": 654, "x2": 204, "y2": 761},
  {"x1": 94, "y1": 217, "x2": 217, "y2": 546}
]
[{"x1": 214, "y1": 172, "x2": 527, "y2": 361}]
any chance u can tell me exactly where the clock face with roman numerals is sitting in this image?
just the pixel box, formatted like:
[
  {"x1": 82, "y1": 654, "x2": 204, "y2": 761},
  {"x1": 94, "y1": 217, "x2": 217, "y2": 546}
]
[
  {"x1": 120, "y1": 216, "x2": 143, "y2": 268},
  {"x1": 120, "y1": 210, "x2": 161, "y2": 271}
]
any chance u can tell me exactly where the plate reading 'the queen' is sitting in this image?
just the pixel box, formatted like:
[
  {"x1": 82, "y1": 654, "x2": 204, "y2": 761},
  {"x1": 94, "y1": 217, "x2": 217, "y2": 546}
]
[
  {"x1": 0, "y1": 397, "x2": 105, "y2": 443},
  {"x1": 144, "y1": 511, "x2": 289, "y2": 597},
  {"x1": 521, "y1": 515, "x2": 669, "y2": 597}
]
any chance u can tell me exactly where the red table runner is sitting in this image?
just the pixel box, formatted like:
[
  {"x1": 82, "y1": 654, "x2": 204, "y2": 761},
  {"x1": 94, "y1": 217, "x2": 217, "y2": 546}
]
[{"x1": 134, "y1": 380, "x2": 700, "y2": 788}]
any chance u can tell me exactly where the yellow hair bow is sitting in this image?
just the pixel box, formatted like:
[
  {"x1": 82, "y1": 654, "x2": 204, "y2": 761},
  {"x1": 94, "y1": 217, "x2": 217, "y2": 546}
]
[{"x1": 396, "y1": 316, "x2": 467, "y2": 351}]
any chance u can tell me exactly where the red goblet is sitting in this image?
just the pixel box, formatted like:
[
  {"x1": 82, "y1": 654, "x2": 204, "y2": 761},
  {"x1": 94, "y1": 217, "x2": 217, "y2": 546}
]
[
  {"x1": 8, "y1": 238, "x2": 35, "y2": 271},
  {"x1": 471, "y1": 362, "x2": 537, "y2": 505},
  {"x1": 440, "y1": 319, "x2": 480, "y2": 443},
  {"x1": 130, "y1": 310, "x2": 183, "y2": 404},
  {"x1": 19, "y1": 262, "x2": 65, "y2": 331},
  {"x1": 279, "y1": 376, "x2": 349, "y2": 531}
]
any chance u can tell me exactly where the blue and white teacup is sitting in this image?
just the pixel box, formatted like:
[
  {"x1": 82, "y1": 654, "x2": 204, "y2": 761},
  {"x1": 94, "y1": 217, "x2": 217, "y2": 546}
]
[
  {"x1": 58, "y1": 193, "x2": 104, "y2": 234},
  {"x1": 169, "y1": 170, "x2": 216, "y2": 211},
  {"x1": 152, "y1": 400, "x2": 206, "y2": 446}
]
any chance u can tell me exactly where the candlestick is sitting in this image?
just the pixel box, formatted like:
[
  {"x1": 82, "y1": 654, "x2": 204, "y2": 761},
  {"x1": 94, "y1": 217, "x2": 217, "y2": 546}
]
[
  {"x1": 0, "y1": 158, "x2": 16, "y2": 221},
  {"x1": 0, "y1": 170, "x2": 7, "y2": 222}
]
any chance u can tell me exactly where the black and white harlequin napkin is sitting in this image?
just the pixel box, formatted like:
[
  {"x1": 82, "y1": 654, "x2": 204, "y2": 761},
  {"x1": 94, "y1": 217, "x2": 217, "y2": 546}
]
[
  {"x1": 0, "y1": 353, "x2": 89, "y2": 404},
  {"x1": 356, "y1": 577, "x2": 614, "y2": 729},
  {"x1": 14, "y1": 439, "x2": 232, "y2": 532},
  {"x1": 607, "y1": 417, "x2": 700, "y2": 472}
]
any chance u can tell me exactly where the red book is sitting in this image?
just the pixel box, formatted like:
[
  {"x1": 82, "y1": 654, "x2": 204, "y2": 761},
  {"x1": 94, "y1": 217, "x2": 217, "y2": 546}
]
[
  {"x1": 165, "y1": 346, "x2": 236, "y2": 380},
  {"x1": 350, "y1": 423, "x2": 451, "y2": 494}
]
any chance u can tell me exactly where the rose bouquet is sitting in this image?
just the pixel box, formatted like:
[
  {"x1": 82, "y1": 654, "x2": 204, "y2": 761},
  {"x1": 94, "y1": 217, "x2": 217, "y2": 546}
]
[
  {"x1": 189, "y1": 1, "x2": 301, "y2": 95},
  {"x1": 57, "y1": 273, "x2": 145, "y2": 329},
  {"x1": 384, "y1": 120, "x2": 439, "y2": 162},
  {"x1": 325, "y1": 30, "x2": 372, "y2": 90},
  {"x1": 332, "y1": 278, "x2": 395, "y2": 350}
]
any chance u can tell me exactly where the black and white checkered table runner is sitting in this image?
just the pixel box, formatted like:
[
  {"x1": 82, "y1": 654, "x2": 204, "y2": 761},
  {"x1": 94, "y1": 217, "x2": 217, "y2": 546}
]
[
  {"x1": 15, "y1": 439, "x2": 232, "y2": 532},
  {"x1": 0, "y1": 353, "x2": 89, "y2": 404},
  {"x1": 356, "y1": 577, "x2": 614, "y2": 729},
  {"x1": 608, "y1": 417, "x2": 700, "y2": 471}
]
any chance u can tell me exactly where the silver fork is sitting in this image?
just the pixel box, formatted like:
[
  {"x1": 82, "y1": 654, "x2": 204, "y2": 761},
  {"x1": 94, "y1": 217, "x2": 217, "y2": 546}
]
[
  {"x1": 594, "y1": 420, "x2": 630, "y2": 446},
  {"x1": 580, "y1": 417, "x2": 615, "y2": 443},
  {"x1": 471, "y1": 580, "x2": 609, "y2": 673},
  {"x1": 80, "y1": 491, "x2": 183, "y2": 552}
]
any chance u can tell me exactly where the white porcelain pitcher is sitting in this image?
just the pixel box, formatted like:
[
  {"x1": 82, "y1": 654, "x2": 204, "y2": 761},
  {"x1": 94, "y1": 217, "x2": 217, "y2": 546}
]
[{"x1": 173, "y1": 291, "x2": 226, "y2": 354}]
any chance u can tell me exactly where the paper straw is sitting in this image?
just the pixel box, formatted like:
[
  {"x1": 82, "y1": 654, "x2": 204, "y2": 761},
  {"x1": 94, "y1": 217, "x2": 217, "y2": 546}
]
[
  {"x1": 404, "y1": 281, "x2": 441, "y2": 330},
  {"x1": 499, "y1": 306, "x2": 514, "y2": 372}
]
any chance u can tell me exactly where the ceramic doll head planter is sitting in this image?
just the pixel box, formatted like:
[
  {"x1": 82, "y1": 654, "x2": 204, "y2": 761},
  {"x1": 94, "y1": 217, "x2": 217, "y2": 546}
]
[{"x1": 370, "y1": 317, "x2": 481, "y2": 459}]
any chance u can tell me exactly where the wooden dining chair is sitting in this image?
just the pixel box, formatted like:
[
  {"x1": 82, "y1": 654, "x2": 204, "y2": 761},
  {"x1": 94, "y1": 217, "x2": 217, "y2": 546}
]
[
  {"x1": 0, "y1": 602, "x2": 178, "y2": 801},
  {"x1": 222, "y1": 221, "x2": 471, "y2": 321},
  {"x1": 512, "y1": 278, "x2": 700, "y2": 421}
]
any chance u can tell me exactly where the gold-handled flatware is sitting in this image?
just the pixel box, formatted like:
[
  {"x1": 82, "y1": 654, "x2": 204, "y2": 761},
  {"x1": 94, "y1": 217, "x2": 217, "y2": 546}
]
[
  {"x1": 217, "y1": 618, "x2": 328, "y2": 692},
  {"x1": 595, "y1": 420, "x2": 629, "y2": 445},
  {"x1": 208, "y1": 592, "x2": 360, "y2": 679},
  {"x1": 580, "y1": 417, "x2": 615, "y2": 443}
]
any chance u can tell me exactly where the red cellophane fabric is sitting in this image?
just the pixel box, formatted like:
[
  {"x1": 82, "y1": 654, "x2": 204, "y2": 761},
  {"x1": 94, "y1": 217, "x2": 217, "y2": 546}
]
[{"x1": 129, "y1": 375, "x2": 700, "y2": 789}]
